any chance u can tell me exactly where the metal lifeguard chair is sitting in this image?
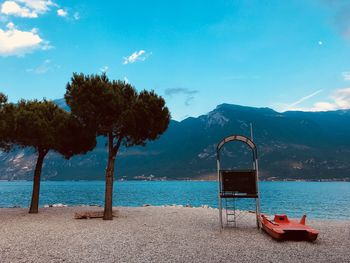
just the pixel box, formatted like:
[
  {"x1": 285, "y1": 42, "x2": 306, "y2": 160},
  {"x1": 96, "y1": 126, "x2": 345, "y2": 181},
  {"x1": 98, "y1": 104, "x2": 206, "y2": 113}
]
[{"x1": 217, "y1": 134, "x2": 261, "y2": 229}]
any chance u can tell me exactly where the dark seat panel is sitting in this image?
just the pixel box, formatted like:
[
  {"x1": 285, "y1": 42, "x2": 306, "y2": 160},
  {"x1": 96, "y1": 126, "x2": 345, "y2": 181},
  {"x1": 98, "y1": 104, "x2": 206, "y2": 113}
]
[{"x1": 220, "y1": 170, "x2": 257, "y2": 195}]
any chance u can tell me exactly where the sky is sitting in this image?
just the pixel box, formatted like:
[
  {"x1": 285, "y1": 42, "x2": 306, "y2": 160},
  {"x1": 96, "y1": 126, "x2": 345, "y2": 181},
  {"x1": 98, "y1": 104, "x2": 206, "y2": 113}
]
[{"x1": 1, "y1": 0, "x2": 350, "y2": 120}]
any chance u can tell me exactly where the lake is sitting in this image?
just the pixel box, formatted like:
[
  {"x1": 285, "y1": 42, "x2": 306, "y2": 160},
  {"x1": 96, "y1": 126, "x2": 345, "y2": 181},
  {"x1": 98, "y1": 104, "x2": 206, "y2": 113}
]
[{"x1": 0, "y1": 181, "x2": 349, "y2": 220}]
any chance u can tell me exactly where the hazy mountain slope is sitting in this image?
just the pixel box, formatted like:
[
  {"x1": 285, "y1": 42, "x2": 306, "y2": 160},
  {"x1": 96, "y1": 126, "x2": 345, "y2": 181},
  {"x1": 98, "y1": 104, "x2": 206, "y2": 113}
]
[{"x1": 1, "y1": 102, "x2": 349, "y2": 181}]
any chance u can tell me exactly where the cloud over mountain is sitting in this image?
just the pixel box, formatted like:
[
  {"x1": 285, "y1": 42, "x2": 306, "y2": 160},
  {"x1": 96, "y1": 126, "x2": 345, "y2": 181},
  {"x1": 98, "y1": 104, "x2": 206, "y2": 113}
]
[{"x1": 165, "y1": 88, "x2": 199, "y2": 106}]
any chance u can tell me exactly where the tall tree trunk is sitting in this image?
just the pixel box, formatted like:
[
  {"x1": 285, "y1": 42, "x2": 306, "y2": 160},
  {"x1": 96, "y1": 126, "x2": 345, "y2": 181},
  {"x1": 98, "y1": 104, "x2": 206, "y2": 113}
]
[
  {"x1": 103, "y1": 133, "x2": 116, "y2": 220},
  {"x1": 29, "y1": 149, "x2": 48, "y2": 214},
  {"x1": 103, "y1": 133, "x2": 122, "y2": 220}
]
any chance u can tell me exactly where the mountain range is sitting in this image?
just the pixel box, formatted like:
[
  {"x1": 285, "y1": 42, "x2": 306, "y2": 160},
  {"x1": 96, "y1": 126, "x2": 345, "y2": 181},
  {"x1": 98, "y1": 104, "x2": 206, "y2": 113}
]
[{"x1": 1, "y1": 101, "x2": 350, "y2": 181}]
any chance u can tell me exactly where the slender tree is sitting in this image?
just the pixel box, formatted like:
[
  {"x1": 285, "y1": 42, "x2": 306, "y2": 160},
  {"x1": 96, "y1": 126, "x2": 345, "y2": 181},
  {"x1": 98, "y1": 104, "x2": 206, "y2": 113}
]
[
  {"x1": 65, "y1": 73, "x2": 170, "y2": 219},
  {"x1": 2, "y1": 99, "x2": 96, "y2": 213}
]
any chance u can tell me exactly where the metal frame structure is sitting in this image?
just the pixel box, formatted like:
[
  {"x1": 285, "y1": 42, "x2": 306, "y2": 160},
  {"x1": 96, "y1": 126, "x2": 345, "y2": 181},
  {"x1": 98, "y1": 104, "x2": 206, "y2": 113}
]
[{"x1": 217, "y1": 135, "x2": 261, "y2": 229}]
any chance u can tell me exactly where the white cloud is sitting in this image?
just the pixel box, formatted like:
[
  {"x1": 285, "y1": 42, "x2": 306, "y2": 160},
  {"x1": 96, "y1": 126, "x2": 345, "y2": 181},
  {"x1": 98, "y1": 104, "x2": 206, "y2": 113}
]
[
  {"x1": 284, "y1": 88, "x2": 350, "y2": 112},
  {"x1": 310, "y1": 88, "x2": 350, "y2": 111},
  {"x1": 56, "y1": 8, "x2": 67, "y2": 17},
  {"x1": 123, "y1": 50, "x2": 151, "y2": 64},
  {"x1": 99, "y1": 66, "x2": 109, "y2": 73},
  {"x1": 1, "y1": 1, "x2": 37, "y2": 18},
  {"x1": 342, "y1": 72, "x2": 350, "y2": 81},
  {"x1": 123, "y1": 76, "x2": 129, "y2": 83},
  {"x1": 283, "y1": 89, "x2": 323, "y2": 111},
  {"x1": 17, "y1": 0, "x2": 55, "y2": 13},
  {"x1": 0, "y1": 0, "x2": 55, "y2": 18},
  {"x1": 0, "y1": 22, "x2": 50, "y2": 56},
  {"x1": 329, "y1": 88, "x2": 350, "y2": 108},
  {"x1": 311, "y1": 102, "x2": 336, "y2": 111}
]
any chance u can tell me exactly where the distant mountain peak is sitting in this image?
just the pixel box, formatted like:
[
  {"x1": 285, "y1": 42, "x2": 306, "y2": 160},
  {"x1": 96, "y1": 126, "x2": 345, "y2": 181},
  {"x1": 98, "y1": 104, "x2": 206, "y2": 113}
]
[
  {"x1": 201, "y1": 110, "x2": 229, "y2": 128},
  {"x1": 215, "y1": 103, "x2": 277, "y2": 114}
]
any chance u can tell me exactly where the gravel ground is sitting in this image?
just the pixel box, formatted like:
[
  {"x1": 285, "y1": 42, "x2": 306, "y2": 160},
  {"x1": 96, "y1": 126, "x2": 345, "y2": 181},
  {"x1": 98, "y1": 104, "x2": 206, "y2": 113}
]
[{"x1": 0, "y1": 206, "x2": 349, "y2": 263}]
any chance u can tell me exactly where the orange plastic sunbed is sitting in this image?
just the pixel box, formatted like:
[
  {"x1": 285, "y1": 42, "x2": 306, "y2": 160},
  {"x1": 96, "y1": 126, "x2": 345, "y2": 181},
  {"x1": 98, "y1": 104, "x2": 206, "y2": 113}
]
[{"x1": 261, "y1": 214, "x2": 318, "y2": 241}]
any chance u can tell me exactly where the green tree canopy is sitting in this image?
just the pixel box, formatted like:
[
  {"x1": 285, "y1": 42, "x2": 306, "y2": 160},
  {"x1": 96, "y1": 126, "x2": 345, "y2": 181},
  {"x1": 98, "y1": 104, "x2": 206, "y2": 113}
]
[
  {"x1": 12, "y1": 100, "x2": 96, "y2": 158},
  {"x1": 2, "y1": 99, "x2": 96, "y2": 213},
  {"x1": 65, "y1": 73, "x2": 170, "y2": 219},
  {"x1": 0, "y1": 93, "x2": 13, "y2": 151}
]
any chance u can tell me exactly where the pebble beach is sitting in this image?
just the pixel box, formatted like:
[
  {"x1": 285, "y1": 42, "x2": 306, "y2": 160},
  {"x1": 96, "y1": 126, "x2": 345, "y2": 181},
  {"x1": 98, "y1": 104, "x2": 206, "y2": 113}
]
[{"x1": 0, "y1": 206, "x2": 349, "y2": 263}]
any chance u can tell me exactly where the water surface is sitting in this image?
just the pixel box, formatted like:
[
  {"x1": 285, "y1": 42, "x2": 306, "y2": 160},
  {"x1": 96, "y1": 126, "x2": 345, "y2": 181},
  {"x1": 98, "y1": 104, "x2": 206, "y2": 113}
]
[{"x1": 0, "y1": 181, "x2": 349, "y2": 220}]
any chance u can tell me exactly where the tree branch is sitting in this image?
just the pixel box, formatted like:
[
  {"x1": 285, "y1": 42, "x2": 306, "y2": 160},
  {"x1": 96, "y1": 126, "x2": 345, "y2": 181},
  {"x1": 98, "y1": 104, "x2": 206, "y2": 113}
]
[{"x1": 112, "y1": 135, "x2": 123, "y2": 155}]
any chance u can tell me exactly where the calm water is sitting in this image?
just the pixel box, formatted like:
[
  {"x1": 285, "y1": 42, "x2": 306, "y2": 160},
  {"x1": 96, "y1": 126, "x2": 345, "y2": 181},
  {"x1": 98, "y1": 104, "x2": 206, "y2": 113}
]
[{"x1": 0, "y1": 181, "x2": 349, "y2": 220}]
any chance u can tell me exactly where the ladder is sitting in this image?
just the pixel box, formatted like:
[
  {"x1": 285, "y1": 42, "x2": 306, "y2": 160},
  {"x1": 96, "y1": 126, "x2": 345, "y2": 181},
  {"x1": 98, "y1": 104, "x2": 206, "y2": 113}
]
[{"x1": 225, "y1": 198, "x2": 237, "y2": 226}]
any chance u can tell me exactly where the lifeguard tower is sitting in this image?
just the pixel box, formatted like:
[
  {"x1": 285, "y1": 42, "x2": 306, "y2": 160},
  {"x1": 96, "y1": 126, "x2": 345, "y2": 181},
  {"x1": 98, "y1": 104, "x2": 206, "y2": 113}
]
[{"x1": 217, "y1": 134, "x2": 261, "y2": 229}]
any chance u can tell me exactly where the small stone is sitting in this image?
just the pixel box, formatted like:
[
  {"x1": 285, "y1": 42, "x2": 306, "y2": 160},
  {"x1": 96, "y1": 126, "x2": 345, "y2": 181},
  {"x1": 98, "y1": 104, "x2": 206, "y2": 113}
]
[{"x1": 52, "y1": 203, "x2": 67, "y2": 207}]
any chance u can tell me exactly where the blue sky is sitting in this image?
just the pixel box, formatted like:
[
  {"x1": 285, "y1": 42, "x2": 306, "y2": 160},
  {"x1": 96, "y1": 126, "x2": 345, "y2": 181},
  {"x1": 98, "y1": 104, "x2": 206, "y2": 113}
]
[{"x1": 1, "y1": 0, "x2": 350, "y2": 120}]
